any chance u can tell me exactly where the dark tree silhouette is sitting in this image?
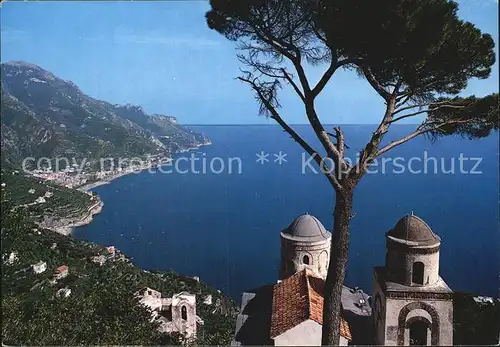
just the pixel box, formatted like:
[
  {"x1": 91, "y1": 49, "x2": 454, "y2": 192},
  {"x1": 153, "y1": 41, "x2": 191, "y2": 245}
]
[{"x1": 206, "y1": 0, "x2": 498, "y2": 344}]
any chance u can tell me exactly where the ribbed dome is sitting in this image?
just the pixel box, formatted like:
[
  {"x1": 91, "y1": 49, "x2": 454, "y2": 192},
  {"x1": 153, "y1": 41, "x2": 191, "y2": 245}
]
[
  {"x1": 387, "y1": 214, "x2": 440, "y2": 245},
  {"x1": 281, "y1": 214, "x2": 331, "y2": 241}
]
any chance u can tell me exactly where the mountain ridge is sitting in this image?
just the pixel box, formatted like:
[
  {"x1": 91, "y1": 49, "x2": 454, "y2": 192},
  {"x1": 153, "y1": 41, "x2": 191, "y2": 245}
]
[{"x1": 1, "y1": 61, "x2": 210, "y2": 170}]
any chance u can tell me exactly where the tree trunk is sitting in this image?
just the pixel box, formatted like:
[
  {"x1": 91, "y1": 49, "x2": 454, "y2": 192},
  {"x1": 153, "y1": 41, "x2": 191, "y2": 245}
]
[{"x1": 321, "y1": 187, "x2": 354, "y2": 345}]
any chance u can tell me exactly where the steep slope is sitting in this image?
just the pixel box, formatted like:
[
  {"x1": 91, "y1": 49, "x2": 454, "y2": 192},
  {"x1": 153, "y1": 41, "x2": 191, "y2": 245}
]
[
  {"x1": 108, "y1": 104, "x2": 211, "y2": 152},
  {"x1": 1, "y1": 169, "x2": 102, "y2": 234},
  {"x1": 1, "y1": 61, "x2": 209, "y2": 169},
  {"x1": 1, "y1": 192, "x2": 237, "y2": 345}
]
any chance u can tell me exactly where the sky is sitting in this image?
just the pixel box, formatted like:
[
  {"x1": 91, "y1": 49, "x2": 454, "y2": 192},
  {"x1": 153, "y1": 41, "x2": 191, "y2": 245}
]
[{"x1": 1, "y1": 0, "x2": 498, "y2": 125}]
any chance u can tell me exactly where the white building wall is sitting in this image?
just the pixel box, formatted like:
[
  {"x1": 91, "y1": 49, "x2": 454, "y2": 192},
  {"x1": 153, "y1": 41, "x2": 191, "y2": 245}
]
[{"x1": 273, "y1": 320, "x2": 348, "y2": 346}]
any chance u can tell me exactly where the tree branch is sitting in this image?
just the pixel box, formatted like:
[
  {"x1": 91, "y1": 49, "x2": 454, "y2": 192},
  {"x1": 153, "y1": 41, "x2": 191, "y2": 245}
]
[
  {"x1": 327, "y1": 131, "x2": 350, "y2": 150},
  {"x1": 280, "y1": 68, "x2": 305, "y2": 102},
  {"x1": 238, "y1": 75, "x2": 342, "y2": 191},
  {"x1": 333, "y1": 127, "x2": 345, "y2": 159},
  {"x1": 349, "y1": 98, "x2": 397, "y2": 180},
  {"x1": 388, "y1": 104, "x2": 465, "y2": 124},
  {"x1": 311, "y1": 58, "x2": 357, "y2": 98},
  {"x1": 247, "y1": 25, "x2": 345, "y2": 175},
  {"x1": 361, "y1": 67, "x2": 391, "y2": 100},
  {"x1": 392, "y1": 100, "x2": 463, "y2": 116},
  {"x1": 376, "y1": 119, "x2": 473, "y2": 157},
  {"x1": 267, "y1": 41, "x2": 343, "y2": 168},
  {"x1": 311, "y1": 62, "x2": 337, "y2": 98}
]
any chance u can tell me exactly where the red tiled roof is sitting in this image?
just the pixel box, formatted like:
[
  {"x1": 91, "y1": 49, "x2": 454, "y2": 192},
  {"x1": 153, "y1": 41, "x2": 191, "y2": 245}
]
[
  {"x1": 56, "y1": 265, "x2": 68, "y2": 272},
  {"x1": 270, "y1": 269, "x2": 352, "y2": 341}
]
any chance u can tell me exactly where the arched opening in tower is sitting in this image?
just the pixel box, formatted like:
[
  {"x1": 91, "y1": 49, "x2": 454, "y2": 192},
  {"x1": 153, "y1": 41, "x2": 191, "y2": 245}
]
[
  {"x1": 412, "y1": 261, "x2": 424, "y2": 285},
  {"x1": 302, "y1": 255, "x2": 310, "y2": 265},
  {"x1": 409, "y1": 319, "x2": 428, "y2": 345},
  {"x1": 181, "y1": 305, "x2": 187, "y2": 320}
]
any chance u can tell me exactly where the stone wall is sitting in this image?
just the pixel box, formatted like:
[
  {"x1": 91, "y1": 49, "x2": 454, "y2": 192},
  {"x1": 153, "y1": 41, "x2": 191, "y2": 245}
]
[
  {"x1": 280, "y1": 238, "x2": 330, "y2": 280},
  {"x1": 386, "y1": 242, "x2": 440, "y2": 286},
  {"x1": 372, "y1": 272, "x2": 388, "y2": 345},
  {"x1": 383, "y1": 297, "x2": 453, "y2": 346}
]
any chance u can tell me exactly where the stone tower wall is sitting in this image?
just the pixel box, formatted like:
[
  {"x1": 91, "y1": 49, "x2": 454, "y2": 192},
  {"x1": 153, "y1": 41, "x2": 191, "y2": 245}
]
[
  {"x1": 171, "y1": 294, "x2": 197, "y2": 338},
  {"x1": 280, "y1": 237, "x2": 331, "y2": 279},
  {"x1": 372, "y1": 273, "x2": 388, "y2": 345},
  {"x1": 382, "y1": 297, "x2": 453, "y2": 346},
  {"x1": 386, "y1": 243, "x2": 440, "y2": 286}
]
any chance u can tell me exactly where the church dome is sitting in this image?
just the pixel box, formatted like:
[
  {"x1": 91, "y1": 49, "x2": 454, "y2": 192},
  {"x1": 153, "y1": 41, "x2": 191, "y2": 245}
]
[
  {"x1": 387, "y1": 214, "x2": 440, "y2": 245},
  {"x1": 281, "y1": 214, "x2": 331, "y2": 242}
]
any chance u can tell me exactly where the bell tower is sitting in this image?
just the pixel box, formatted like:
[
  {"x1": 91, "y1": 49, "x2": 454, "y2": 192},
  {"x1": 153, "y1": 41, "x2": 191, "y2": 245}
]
[
  {"x1": 372, "y1": 214, "x2": 453, "y2": 346},
  {"x1": 279, "y1": 213, "x2": 331, "y2": 280}
]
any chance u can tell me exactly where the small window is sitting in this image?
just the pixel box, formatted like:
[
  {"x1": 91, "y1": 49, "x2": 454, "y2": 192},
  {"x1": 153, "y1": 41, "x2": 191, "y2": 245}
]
[
  {"x1": 412, "y1": 262, "x2": 424, "y2": 285},
  {"x1": 181, "y1": 305, "x2": 187, "y2": 320},
  {"x1": 303, "y1": 255, "x2": 310, "y2": 265}
]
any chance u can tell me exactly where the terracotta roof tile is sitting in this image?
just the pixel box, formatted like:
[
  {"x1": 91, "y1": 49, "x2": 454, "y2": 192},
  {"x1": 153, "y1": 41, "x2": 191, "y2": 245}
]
[
  {"x1": 56, "y1": 265, "x2": 68, "y2": 272},
  {"x1": 270, "y1": 269, "x2": 351, "y2": 341}
]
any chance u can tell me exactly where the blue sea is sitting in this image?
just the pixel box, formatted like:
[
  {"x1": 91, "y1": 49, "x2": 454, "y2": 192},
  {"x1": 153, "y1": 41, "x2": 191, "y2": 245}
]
[{"x1": 73, "y1": 125, "x2": 499, "y2": 300}]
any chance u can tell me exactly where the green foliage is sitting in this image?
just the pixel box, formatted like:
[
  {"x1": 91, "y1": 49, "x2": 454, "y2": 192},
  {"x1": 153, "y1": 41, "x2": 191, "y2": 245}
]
[
  {"x1": 206, "y1": 0, "x2": 497, "y2": 127},
  {"x1": 1, "y1": 192, "x2": 236, "y2": 345},
  {"x1": 427, "y1": 93, "x2": 499, "y2": 139},
  {"x1": 315, "y1": 0, "x2": 495, "y2": 96},
  {"x1": 1, "y1": 170, "x2": 95, "y2": 223},
  {"x1": 453, "y1": 292, "x2": 500, "y2": 345}
]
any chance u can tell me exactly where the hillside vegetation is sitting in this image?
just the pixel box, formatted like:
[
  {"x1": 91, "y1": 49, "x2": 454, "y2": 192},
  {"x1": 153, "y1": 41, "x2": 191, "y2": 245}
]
[
  {"x1": 1, "y1": 169, "x2": 99, "y2": 232},
  {"x1": 1, "y1": 189, "x2": 237, "y2": 345}
]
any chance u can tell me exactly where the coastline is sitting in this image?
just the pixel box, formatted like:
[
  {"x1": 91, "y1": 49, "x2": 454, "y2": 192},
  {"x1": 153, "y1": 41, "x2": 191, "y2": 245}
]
[
  {"x1": 40, "y1": 199, "x2": 104, "y2": 236},
  {"x1": 63, "y1": 141, "x2": 212, "y2": 233},
  {"x1": 77, "y1": 142, "x2": 211, "y2": 192}
]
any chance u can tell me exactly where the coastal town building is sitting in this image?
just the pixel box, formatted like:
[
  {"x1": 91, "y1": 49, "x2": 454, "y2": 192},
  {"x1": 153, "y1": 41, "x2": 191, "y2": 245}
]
[
  {"x1": 6, "y1": 251, "x2": 18, "y2": 265},
  {"x1": 106, "y1": 246, "x2": 116, "y2": 257},
  {"x1": 35, "y1": 196, "x2": 46, "y2": 204},
  {"x1": 56, "y1": 287, "x2": 72, "y2": 298},
  {"x1": 203, "y1": 294, "x2": 213, "y2": 305},
  {"x1": 232, "y1": 212, "x2": 453, "y2": 346},
  {"x1": 135, "y1": 287, "x2": 200, "y2": 339},
  {"x1": 91, "y1": 255, "x2": 107, "y2": 266},
  {"x1": 473, "y1": 296, "x2": 496, "y2": 305},
  {"x1": 32, "y1": 261, "x2": 47, "y2": 274},
  {"x1": 54, "y1": 265, "x2": 69, "y2": 280}
]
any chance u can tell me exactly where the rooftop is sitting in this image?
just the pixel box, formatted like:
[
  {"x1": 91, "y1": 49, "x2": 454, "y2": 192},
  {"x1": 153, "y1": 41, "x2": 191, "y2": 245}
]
[
  {"x1": 281, "y1": 214, "x2": 331, "y2": 242},
  {"x1": 56, "y1": 265, "x2": 68, "y2": 272},
  {"x1": 270, "y1": 269, "x2": 351, "y2": 340},
  {"x1": 387, "y1": 213, "x2": 440, "y2": 246}
]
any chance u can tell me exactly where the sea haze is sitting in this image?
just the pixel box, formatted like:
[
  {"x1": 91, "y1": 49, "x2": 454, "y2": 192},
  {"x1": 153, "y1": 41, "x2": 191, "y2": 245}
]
[{"x1": 73, "y1": 125, "x2": 499, "y2": 300}]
